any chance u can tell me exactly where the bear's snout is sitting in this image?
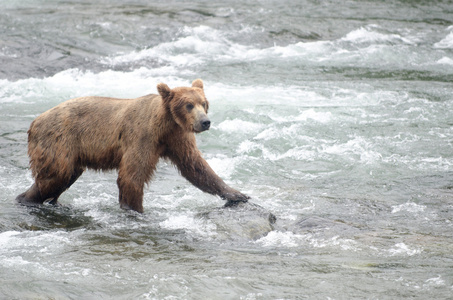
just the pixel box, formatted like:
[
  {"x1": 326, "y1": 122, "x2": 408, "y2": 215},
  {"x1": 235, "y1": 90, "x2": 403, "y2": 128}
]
[
  {"x1": 195, "y1": 117, "x2": 210, "y2": 132},
  {"x1": 192, "y1": 107, "x2": 211, "y2": 133},
  {"x1": 201, "y1": 119, "x2": 211, "y2": 131}
]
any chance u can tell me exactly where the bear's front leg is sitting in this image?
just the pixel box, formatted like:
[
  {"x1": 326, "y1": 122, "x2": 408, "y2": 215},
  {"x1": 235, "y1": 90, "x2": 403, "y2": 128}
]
[
  {"x1": 116, "y1": 149, "x2": 160, "y2": 213},
  {"x1": 117, "y1": 162, "x2": 147, "y2": 213},
  {"x1": 117, "y1": 183, "x2": 144, "y2": 213},
  {"x1": 166, "y1": 147, "x2": 250, "y2": 206}
]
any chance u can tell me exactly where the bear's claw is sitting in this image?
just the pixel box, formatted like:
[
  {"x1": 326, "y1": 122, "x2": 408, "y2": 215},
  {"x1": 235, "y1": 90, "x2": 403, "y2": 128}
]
[{"x1": 224, "y1": 199, "x2": 248, "y2": 208}]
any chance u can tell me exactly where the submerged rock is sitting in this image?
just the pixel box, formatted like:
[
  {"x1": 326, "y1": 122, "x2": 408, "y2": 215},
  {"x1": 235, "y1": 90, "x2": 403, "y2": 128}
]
[
  {"x1": 291, "y1": 216, "x2": 360, "y2": 238},
  {"x1": 197, "y1": 202, "x2": 276, "y2": 241}
]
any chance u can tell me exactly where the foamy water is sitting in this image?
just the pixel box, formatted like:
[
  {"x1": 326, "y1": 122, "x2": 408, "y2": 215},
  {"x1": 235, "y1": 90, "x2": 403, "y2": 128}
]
[{"x1": 1, "y1": 1, "x2": 452, "y2": 299}]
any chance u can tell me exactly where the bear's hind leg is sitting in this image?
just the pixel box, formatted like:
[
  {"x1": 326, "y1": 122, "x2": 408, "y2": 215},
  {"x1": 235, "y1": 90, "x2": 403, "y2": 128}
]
[
  {"x1": 16, "y1": 183, "x2": 44, "y2": 206},
  {"x1": 17, "y1": 168, "x2": 85, "y2": 207},
  {"x1": 46, "y1": 167, "x2": 85, "y2": 205}
]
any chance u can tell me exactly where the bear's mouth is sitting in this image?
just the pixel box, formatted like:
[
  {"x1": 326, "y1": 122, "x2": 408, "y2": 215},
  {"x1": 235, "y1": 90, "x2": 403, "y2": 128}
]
[{"x1": 193, "y1": 127, "x2": 209, "y2": 133}]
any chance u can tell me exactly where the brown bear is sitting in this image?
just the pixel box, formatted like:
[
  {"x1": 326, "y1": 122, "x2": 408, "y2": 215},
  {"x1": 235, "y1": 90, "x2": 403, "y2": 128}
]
[{"x1": 16, "y1": 79, "x2": 249, "y2": 213}]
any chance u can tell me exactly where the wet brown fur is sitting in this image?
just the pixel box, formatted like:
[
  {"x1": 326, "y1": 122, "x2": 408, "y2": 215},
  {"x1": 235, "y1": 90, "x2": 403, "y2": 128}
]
[{"x1": 16, "y1": 79, "x2": 249, "y2": 213}]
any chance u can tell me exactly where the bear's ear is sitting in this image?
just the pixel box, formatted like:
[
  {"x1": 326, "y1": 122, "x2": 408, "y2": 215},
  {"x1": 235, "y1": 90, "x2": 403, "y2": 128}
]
[
  {"x1": 192, "y1": 79, "x2": 204, "y2": 89},
  {"x1": 157, "y1": 83, "x2": 171, "y2": 99}
]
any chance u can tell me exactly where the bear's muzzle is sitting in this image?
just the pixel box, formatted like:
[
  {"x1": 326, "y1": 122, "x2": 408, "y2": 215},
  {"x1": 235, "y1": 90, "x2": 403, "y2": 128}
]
[
  {"x1": 195, "y1": 116, "x2": 210, "y2": 132},
  {"x1": 201, "y1": 118, "x2": 211, "y2": 131},
  {"x1": 193, "y1": 107, "x2": 210, "y2": 133}
]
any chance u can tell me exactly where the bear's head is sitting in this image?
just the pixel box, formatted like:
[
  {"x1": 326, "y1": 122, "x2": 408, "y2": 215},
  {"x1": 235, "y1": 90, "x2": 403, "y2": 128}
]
[{"x1": 157, "y1": 79, "x2": 211, "y2": 133}]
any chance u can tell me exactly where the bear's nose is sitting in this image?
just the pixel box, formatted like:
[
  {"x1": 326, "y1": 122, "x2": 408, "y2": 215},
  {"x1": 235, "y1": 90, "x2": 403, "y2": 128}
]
[{"x1": 201, "y1": 119, "x2": 211, "y2": 130}]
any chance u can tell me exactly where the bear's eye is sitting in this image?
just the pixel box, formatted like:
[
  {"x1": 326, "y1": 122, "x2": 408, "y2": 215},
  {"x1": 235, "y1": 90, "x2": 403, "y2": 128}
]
[{"x1": 186, "y1": 103, "x2": 194, "y2": 111}]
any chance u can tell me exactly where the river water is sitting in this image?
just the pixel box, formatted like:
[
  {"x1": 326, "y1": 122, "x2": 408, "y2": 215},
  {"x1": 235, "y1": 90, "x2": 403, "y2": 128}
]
[{"x1": 1, "y1": 1, "x2": 453, "y2": 299}]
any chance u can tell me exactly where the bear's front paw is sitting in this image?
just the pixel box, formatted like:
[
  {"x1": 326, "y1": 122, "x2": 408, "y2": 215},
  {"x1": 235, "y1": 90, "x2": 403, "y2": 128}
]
[
  {"x1": 224, "y1": 199, "x2": 248, "y2": 207},
  {"x1": 221, "y1": 190, "x2": 250, "y2": 207}
]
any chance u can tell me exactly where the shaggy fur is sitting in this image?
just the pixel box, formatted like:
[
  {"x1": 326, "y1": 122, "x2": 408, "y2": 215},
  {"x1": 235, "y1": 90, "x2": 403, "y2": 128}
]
[{"x1": 16, "y1": 79, "x2": 249, "y2": 213}]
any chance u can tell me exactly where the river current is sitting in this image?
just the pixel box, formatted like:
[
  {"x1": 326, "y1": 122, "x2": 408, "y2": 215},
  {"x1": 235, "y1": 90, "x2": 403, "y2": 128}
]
[{"x1": 1, "y1": 1, "x2": 452, "y2": 299}]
